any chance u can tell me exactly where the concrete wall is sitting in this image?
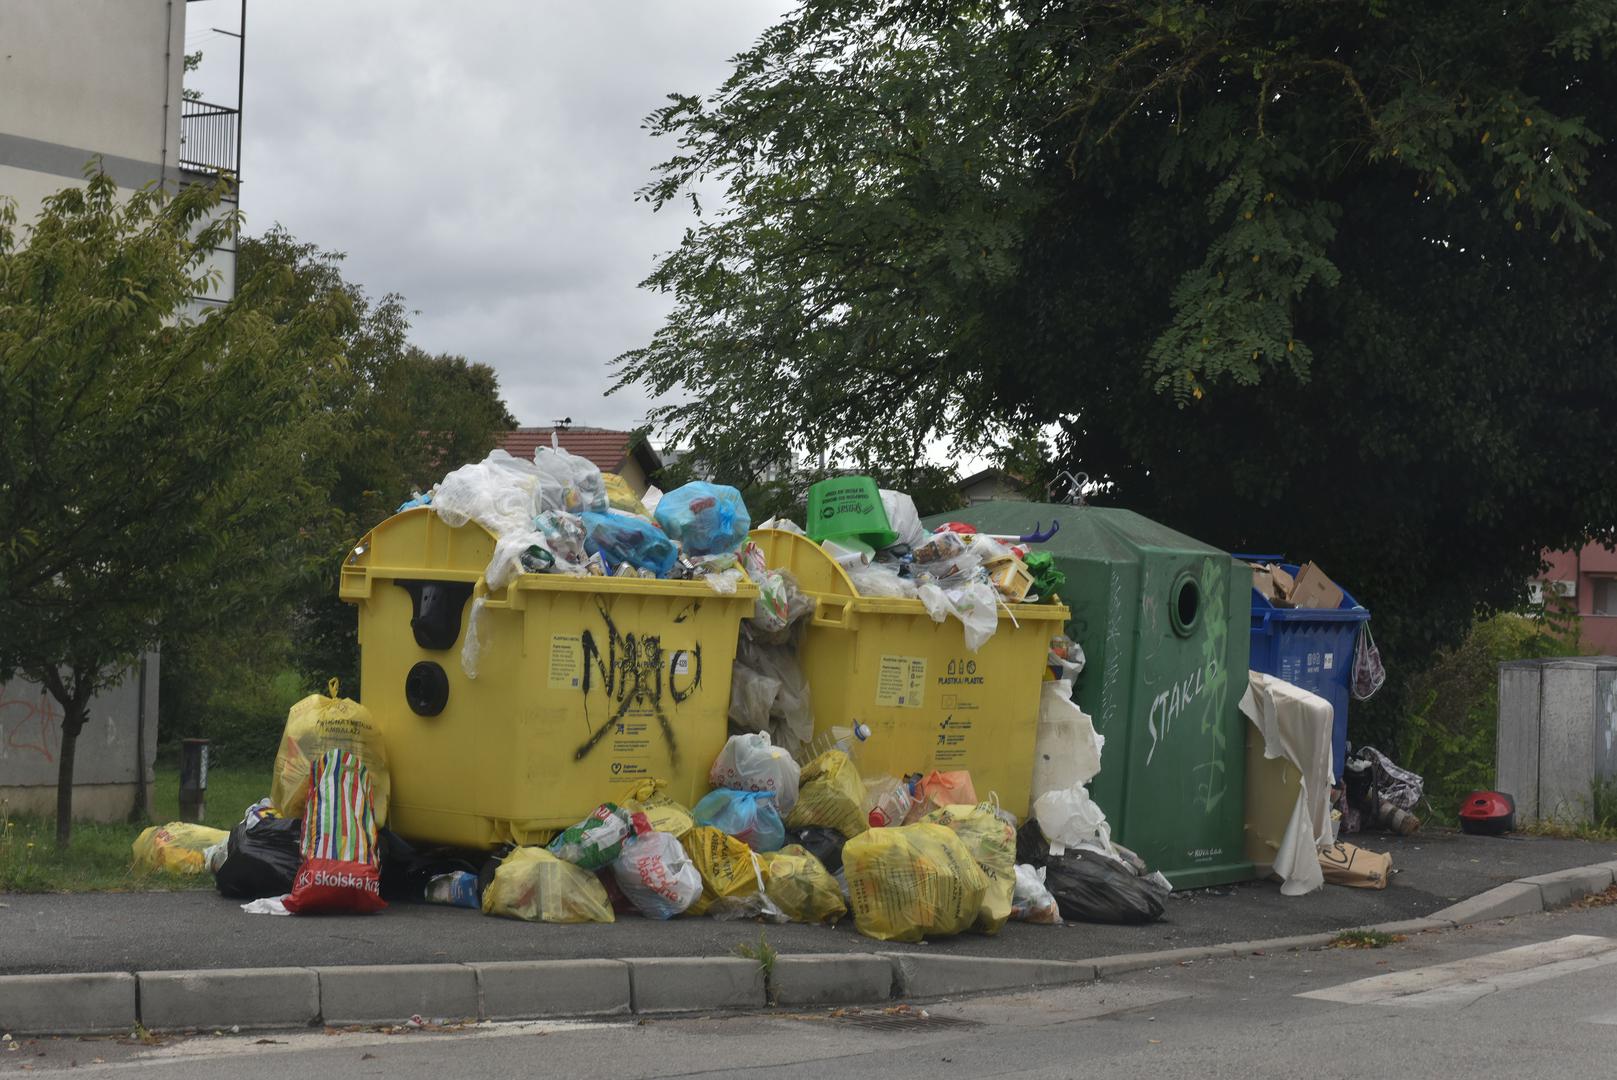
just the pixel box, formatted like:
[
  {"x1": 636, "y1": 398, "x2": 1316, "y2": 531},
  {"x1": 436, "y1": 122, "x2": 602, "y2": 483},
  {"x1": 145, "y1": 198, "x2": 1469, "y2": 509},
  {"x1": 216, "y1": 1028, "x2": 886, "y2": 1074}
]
[
  {"x1": 0, "y1": 656, "x2": 161, "y2": 821},
  {"x1": 1497, "y1": 656, "x2": 1617, "y2": 824},
  {"x1": 0, "y1": 0, "x2": 186, "y2": 199},
  {"x1": 0, "y1": 0, "x2": 235, "y2": 314}
]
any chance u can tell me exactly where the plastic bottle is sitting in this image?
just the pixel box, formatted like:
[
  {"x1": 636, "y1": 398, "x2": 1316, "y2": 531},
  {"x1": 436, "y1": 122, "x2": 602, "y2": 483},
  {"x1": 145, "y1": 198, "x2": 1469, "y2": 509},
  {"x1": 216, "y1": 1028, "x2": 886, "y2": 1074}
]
[
  {"x1": 424, "y1": 870, "x2": 480, "y2": 909},
  {"x1": 796, "y1": 722, "x2": 872, "y2": 765},
  {"x1": 863, "y1": 775, "x2": 913, "y2": 828}
]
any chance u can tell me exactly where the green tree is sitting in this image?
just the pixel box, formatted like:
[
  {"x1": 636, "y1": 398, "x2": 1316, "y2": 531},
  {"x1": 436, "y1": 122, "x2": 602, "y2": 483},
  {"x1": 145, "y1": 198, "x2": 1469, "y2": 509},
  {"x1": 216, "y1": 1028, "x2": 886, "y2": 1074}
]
[
  {"x1": 225, "y1": 229, "x2": 515, "y2": 697},
  {"x1": 617, "y1": 0, "x2": 1617, "y2": 707},
  {"x1": 0, "y1": 173, "x2": 348, "y2": 846}
]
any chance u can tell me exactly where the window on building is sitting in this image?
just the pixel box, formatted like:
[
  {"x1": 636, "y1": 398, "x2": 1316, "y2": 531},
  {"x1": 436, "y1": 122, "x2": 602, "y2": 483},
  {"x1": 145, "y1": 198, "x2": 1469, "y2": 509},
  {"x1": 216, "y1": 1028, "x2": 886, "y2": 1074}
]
[{"x1": 1594, "y1": 578, "x2": 1617, "y2": 616}]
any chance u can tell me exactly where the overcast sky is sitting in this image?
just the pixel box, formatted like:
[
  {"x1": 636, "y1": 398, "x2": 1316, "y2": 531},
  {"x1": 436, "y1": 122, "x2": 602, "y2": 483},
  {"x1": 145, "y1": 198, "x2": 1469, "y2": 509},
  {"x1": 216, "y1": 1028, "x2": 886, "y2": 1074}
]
[{"x1": 185, "y1": 0, "x2": 792, "y2": 432}]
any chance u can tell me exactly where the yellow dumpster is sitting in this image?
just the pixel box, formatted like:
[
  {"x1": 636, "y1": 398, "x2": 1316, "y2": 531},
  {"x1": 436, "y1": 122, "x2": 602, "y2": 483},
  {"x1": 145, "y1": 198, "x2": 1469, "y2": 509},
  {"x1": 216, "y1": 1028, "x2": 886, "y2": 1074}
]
[
  {"x1": 749, "y1": 529, "x2": 1068, "y2": 818},
  {"x1": 340, "y1": 508, "x2": 757, "y2": 849}
]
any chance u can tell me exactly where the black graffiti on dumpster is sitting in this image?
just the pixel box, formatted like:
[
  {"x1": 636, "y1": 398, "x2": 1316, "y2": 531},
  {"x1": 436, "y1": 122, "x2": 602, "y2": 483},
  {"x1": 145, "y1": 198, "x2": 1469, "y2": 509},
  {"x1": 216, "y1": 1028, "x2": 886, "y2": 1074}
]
[{"x1": 573, "y1": 597, "x2": 702, "y2": 765}]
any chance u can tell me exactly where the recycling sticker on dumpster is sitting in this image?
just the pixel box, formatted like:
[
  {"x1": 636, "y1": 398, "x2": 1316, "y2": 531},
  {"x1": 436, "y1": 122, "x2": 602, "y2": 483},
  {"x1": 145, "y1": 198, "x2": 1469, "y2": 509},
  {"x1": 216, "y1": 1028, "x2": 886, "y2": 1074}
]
[
  {"x1": 548, "y1": 634, "x2": 583, "y2": 690},
  {"x1": 876, "y1": 655, "x2": 927, "y2": 708}
]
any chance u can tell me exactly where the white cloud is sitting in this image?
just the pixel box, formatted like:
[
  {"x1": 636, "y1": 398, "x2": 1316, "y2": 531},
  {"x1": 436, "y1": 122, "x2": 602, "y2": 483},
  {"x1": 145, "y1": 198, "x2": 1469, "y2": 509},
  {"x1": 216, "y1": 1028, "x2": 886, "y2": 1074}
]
[{"x1": 186, "y1": 0, "x2": 791, "y2": 431}]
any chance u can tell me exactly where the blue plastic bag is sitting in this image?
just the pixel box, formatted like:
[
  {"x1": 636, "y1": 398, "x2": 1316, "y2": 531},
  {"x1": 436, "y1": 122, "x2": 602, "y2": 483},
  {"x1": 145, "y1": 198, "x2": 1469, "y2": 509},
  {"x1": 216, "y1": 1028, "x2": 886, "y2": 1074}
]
[
  {"x1": 581, "y1": 511, "x2": 678, "y2": 577},
  {"x1": 654, "y1": 482, "x2": 751, "y2": 556},
  {"x1": 692, "y1": 788, "x2": 785, "y2": 852}
]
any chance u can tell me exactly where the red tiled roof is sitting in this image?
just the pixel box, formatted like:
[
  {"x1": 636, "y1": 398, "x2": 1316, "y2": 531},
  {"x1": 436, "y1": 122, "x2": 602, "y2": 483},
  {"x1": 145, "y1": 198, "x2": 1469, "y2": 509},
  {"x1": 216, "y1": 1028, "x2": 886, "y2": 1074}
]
[{"x1": 496, "y1": 427, "x2": 660, "y2": 475}]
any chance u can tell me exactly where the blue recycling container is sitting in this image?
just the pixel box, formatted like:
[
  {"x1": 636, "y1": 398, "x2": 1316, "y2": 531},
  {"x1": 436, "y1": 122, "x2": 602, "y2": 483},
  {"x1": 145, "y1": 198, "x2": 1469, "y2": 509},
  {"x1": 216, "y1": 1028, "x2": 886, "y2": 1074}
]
[{"x1": 1246, "y1": 562, "x2": 1370, "y2": 783}]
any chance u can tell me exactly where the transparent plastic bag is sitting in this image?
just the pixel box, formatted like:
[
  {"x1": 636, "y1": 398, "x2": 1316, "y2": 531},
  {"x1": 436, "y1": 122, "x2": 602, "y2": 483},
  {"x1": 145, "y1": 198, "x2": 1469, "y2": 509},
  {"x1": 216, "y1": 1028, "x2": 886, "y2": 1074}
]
[
  {"x1": 903, "y1": 771, "x2": 978, "y2": 824},
  {"x1": 842, "y1": 823, "x2": 988, "y2": 942},
  {"x1": 922, "y1": 802, "x2": 1016, "y2": 934},
  {"x1": 547, "y1": 802, "x2": 634, "y2": 870},
  {"x1": 728, "y1": 633, "x2": 814, "y2": 750},
  {"x1": 758, "y1": 844, "x2": 846, "y2": 924},
  {"x1": 848, "y1": 563, "x2": 919, "y2": 598},
  {"x1": 132, "y1": 822, "x2": 230, "y2": 876},
  {"x1": 532, "y1": 446, "x2": 608, "y2": 514},
  {"x1": 602, "y1": 472, "x2": 651, "y2": 518},
  {"x1": 948, "y1": 581, "x2": 1001, "y2": 651},
  {"x1": 270, "y1": 679, "x2": 389, "y2": 822},
  {"x1": 654, "y1": 482, "x2": 751, "y2": 556},
  {"x1": 486, "y1": 530, "x2": 557, "y2": 591},
  {"x1": 460, "y1": 595, "x2": 488, "y2": 679},
  {"x1": 611, "y1": 815, "x2": 703, "y2": 919},
  {"x1": 431, "y1": 449, "x2": 542, "y2": 537},
  {"x1": 482, "y1": 847, "x2": 615, "y2": 923},
  {"x1": 1011, "y1": 863, "x2": 1062, "y2": 924},
  {"x1": 618, "y1": 778, "x2": 696, "y2": 838},
  {"x1": 709, "y1": 732, "x2": 801, "y2": 813},
  {"x1": 785, "y1": 750, "x2": 869, "y2": 838},
  {"x1": 581, "y1": 511, "x2": 678, "y2": 576},
  {"x1": 534, "y1": 511, "x2": 589, "y2": 570},
  {"x1": 693, "y1": 789, "x2": 786, "y2": 852}
]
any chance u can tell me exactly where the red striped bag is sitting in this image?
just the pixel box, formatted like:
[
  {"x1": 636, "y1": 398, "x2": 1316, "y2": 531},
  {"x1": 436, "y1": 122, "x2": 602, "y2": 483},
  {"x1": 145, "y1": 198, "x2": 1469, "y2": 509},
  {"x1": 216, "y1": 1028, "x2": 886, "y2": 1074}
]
[{"x1": 284, "y1": 748, "x2": 386, "y2": 914}]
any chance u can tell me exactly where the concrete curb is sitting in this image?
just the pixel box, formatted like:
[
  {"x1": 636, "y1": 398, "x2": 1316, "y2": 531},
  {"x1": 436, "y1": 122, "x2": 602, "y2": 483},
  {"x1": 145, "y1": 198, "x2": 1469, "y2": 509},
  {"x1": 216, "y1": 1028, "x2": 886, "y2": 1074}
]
[
  {"x1": 5, "y1": 859, "x2": 1614, "y2": 1036},
  {"x1": 1430, "y1": 861, "x2": 1617, "y2": 925}
]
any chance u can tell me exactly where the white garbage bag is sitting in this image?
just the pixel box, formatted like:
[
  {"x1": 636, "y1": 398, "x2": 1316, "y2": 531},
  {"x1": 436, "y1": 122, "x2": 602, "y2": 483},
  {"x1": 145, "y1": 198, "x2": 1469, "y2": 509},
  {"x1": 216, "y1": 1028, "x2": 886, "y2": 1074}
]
[
  {"x1": 710, "y1": 732, "x2": 802, "y2": 814},
  {"x1": 1033, "y1": 783, "x2": 1116, "y2": 858},
  {"x1": 431, "y1": 449, "x2": 542, "y2": 537},
  {"x1": 878, "y1": 489, "x2": 926, "y2": 548},
  {"x1": 1031, "y1": 678, "x2": 1104, "y2": 802}
]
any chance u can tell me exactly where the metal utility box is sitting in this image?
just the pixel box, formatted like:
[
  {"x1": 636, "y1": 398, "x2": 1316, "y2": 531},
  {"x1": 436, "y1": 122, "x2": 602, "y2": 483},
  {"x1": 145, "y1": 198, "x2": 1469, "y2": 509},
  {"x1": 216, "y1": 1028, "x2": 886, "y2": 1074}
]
[
  {"x1": 926, "y1": 502, "x2": 1253, "y2": 889},
  {"x1": 1497, "y1": 656, "x2": 1617, "y2": 824}
]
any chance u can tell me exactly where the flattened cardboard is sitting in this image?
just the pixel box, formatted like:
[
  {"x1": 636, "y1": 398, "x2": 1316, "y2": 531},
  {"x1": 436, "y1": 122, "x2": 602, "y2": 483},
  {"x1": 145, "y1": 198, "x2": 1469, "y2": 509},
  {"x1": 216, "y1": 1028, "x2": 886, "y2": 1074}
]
[{"x1": 1289, "y1": 561, "x2": 1345, "y2": 610}]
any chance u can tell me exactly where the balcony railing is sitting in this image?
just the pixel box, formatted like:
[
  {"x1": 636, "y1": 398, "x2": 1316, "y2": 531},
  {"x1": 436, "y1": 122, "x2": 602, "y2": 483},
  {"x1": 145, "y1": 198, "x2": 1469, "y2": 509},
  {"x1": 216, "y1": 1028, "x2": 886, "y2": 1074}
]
[{"x1": 179, "y1": 98, "x2": 240, "y2": 178}]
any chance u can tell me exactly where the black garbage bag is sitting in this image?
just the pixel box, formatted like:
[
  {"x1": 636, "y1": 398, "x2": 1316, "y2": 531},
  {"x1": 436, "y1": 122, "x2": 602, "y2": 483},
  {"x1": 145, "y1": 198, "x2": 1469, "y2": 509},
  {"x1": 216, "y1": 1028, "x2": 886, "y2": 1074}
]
[
  {"x1": 214, "y1": 817, "x2": 303, "y2": 900},
  {"x1": 1015, "y1": 820, "x2": 1050, "y2": 867},
  {"x1": 378, "y1": 829, "x2": 482, "y2": 902},
  {"x1": 784, "y1": 826, "x2": 845, "y2": 874},
  {"x1": 1043, "y1": 847, "x2": 1168, "y2": 925}
]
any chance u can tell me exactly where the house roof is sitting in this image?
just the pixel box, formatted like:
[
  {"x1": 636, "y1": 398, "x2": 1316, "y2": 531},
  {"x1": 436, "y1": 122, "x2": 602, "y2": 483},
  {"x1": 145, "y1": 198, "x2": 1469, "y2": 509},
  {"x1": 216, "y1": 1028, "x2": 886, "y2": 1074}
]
[
  {"x1": 496, "y1": 427, "x2": 662, "y2": 476},
  {"x1": 958, "y1": 466, "x2": 1025, "y2": 489}
]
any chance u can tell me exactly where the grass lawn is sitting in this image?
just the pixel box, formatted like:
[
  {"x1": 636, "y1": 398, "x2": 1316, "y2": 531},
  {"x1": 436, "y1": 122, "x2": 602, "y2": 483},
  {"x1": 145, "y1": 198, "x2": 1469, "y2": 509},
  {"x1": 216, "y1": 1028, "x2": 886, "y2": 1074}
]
[{"x1": 0, "y1": 763, "x2": 272, "y2": 893}]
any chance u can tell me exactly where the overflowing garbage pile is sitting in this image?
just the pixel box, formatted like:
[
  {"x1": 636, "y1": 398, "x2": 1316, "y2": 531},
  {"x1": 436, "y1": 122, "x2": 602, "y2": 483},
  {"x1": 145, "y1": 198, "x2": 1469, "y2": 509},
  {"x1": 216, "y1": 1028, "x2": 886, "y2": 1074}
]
[
  {"x1": 399, "y1": 448, "x2": 765, "y2": 677},
  {"x1": 134, "y1": 647, "x2": 1171, "y2": 935},
  {"x1": 761, "y1": 477, "x2": 1065, "y2": 653}
]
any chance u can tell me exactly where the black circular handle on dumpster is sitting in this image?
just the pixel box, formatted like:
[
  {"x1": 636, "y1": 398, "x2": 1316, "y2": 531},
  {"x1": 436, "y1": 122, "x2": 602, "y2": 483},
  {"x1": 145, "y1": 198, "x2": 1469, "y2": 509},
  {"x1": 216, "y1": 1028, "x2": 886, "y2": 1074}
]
[
  {"x1": 405, "y1": 661, "x2": 449, "y2": 717},
  {"x1": 1170, "y1": 572, "x2": 1201, "y2": 637}
]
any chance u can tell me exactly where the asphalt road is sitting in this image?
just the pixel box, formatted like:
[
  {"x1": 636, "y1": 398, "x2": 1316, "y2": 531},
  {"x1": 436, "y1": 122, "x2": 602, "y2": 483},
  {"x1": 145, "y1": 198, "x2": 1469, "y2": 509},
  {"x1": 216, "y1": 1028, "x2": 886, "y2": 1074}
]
[
  {"x1": 2, "y1": 828, "x2": 1611, "y2": 975},
  {"x1": 14, "y1": 898, "x2": 1617, "y2": 1078}
]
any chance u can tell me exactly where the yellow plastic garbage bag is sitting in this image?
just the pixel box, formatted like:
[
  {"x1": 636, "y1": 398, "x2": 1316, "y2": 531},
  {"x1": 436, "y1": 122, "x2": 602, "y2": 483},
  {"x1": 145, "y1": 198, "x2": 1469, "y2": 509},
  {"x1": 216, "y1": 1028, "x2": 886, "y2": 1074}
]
[
  {"x1": 481, "y1": 847, "x2": 615, "y2": 924},
  {"x1": 843, "y1": 823, "x2": 987, "y2": 943},
  {"x1": 131, "y1": 822, "x2": 229, "y2": 876},
  {"x1": 620, "y1": 778, "x2": 696, "y2": 838},
  {"x1": 680, "y1": 826, "x2": 764, "y2": 916},
  {"x1": 922, "y1": 803, "x2": 1016, "y2": 934},
  {"x1": 784, "y1": 750, "x2": 868, "y2": 839},
  {"x1": 603, "y1": 473, "x2": 651, "y2": 518},
  {"x1": 271, "y1": 679, "x2": 390, "y2": 823},
  {"x1": 758, "y1": 844, "x2": 847, "y2": 924}
]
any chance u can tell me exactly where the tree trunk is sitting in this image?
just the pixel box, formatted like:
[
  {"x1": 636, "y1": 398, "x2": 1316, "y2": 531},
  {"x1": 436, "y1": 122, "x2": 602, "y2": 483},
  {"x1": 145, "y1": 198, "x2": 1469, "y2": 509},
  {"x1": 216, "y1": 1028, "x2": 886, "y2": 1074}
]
[{"x1": 54, "y1": 700, "x2": 87, "y2": 850}]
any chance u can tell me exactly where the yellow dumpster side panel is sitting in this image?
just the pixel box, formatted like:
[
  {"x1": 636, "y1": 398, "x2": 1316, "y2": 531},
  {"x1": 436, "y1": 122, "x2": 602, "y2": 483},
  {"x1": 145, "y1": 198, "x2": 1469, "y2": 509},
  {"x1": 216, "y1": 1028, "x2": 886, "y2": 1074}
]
[
  {"x1": 751, "y1": 529, "x2": 1068, "y2": 819},
  {"x1": 345, "y1": 509, "x2": 755, "y2": 849}
]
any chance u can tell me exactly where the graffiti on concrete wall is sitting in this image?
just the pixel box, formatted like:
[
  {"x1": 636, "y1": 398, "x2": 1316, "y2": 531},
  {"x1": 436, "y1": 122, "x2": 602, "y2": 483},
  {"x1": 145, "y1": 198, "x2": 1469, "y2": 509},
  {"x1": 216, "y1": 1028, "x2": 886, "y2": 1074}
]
[{"x1": 0, "y1": 690, "x2": 60, "y2": 763}]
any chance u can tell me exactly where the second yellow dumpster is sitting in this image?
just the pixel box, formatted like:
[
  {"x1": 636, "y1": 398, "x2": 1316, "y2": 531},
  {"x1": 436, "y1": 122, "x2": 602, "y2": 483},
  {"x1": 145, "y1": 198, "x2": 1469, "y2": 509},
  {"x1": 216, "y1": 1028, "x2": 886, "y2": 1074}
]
[{"x1": 749, "y1": 529, "x2": 1068, "y2": 818}]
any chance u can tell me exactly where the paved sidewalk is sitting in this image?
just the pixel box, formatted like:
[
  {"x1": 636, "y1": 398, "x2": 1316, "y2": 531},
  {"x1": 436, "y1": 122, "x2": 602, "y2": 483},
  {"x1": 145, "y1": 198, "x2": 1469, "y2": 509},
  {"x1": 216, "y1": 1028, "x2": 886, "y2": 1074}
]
[{"x1": 3, "y1": 828, "x2": 1612, "y2": 976}]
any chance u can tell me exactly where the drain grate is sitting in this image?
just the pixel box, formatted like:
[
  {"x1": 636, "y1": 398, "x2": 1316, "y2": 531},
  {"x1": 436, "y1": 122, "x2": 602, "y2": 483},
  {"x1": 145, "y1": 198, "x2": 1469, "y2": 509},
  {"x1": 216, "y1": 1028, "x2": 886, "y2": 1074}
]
[{"x1": 826, "y1": 1012, "x2": 985, "y2": 1033}]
